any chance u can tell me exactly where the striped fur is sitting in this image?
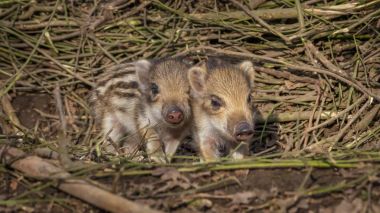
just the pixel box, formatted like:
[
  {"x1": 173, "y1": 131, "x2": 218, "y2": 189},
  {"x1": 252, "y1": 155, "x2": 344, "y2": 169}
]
[
  {"x1": 188, "y1": 59, "x2": 256, "y2": 162},
  {"x1": 92, "y1": 58, "x2": 193, "y2": 163},
  {"x1": 91, "y1": 63, "x2": 141, "y2": 158}
]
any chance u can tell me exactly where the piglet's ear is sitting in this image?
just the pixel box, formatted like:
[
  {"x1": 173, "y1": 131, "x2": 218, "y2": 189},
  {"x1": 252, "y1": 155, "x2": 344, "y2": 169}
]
[
  {"x1": 188, "y1": 63, "x2": 207, "y2": 96},
  {"x1": 239, "y1": 60, "x2": 255, "y2": 88},
  {"x1": 135, "y1": 59, "x2": 152, "y2": 90}
]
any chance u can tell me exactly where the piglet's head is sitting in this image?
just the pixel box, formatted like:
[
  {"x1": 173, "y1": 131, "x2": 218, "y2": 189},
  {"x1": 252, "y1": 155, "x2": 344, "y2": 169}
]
[
  {"x1": 188, "y1": 60, "x2": 256, "y2": 142},
  {"x1": 135, "y1": 59, "x2": 192, "y2": 128}
]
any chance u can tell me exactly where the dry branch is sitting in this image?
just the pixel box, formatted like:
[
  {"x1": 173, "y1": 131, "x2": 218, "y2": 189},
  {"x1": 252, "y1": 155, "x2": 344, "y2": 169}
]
[
  {"x1": 256, "y1": 110, "x2": 336, "y2": 124},
  {"x1": 230, "y1": 0, "x2": 290, "y2": 43},
  {"x1": 0, "y1": 146, "x2": 161, "y2": 213},
  {"x1": 190, "y1": 5, "x2": 348, "y2": 21},
  {"x1": 0, "y1": 94, "x2": 23, "y2": 135}
]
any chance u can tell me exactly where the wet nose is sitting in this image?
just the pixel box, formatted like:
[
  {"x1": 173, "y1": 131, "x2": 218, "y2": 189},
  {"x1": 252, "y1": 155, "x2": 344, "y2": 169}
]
[
  {"x1": 165, "y1": 106, "x2": 184, "y2": 124},
  {"x1": 234, "y1": 122, "x2": 254, "y2": 141}
]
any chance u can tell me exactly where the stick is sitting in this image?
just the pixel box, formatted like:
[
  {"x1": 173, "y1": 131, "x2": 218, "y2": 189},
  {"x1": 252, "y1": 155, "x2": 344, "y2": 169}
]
[
  {"x1": 229, "y1": 0, "x2": 291, "y2": 43},
  {"x1": 0, "y1": 146, "x2": 161, "y2": 213},
  {"x1": 0, "y1": 94, "x2": 23, "y2": 135}
]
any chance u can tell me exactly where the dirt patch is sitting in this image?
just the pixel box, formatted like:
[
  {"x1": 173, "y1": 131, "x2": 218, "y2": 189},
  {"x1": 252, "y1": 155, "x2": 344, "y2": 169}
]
[
  {"x1": 242, "y1": 169, "x2": 307, "y2": 192},
  {"x1": 12, "y1": 94, "x2": 54, "y2": 129},
  {"x1": 109, "y1": 167, "x2": 376, "y2": 212},
  {"x1": 3, "y1": 161, "x2": 378, "y2": 212}
]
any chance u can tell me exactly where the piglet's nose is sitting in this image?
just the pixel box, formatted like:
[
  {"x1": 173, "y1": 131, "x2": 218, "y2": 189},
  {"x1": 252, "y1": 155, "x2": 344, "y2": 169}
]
[
  {"x1": 165, "y1": 106, "x2": 184, "y2": 124},
  {"x1": 234, "y1": 122, "x2": 254, "y2": 141}
]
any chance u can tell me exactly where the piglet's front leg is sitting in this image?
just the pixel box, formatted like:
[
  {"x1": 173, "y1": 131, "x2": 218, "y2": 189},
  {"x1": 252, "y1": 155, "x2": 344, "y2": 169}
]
[
  {"x1": 161, "y1": 129, "x2": 190, "y2": 163},
  {"x1": 120, "y1": 133, "x2": 144, "y2": 161},
  {"x1": 198, "y1": 133, "x2": 223, "y2": 162},
  {"x1": 102, "y1": 114, "x2": 124, "y2": 154},
  {"x1": 163, "y1": 138, "x2": 181, "y2": 163},
  {"x1": 139, "y1": 127, "x2": 166, "y2": 164}
]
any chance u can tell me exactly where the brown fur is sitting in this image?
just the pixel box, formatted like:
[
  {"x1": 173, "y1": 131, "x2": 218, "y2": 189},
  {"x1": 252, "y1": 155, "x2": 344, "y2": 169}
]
[
  {"x1": 135, "y1": 58, "x2": 193, "y2": 163},
  {"x1": 92, "y1": 58, "x2": 193, "y2": 163},
  {"x1": 188, "y1": 59, "x2": 255, "y2": 161}
]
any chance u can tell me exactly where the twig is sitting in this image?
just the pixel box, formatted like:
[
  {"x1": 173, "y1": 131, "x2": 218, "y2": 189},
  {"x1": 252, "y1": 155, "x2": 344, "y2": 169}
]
[
  {"x1": 190, "y1": 6, "x2": 348, "y2": 21},
  {"x1": 0, "y1": 20, "x2": 79, "y2": 30},
  {"x1": 295, "y1": 0, "x2": 305, "y2": 33},
  {"x1": 0, "y1": 94, "x2": 23, "y2": 135},
  {"x1": 249, "y1": 0, "x2": 267, "y2": 9},
  {"x1": 344, "y1": 104, "x2": 380, "y2": 141},
  {"x1": 305, "y1": 41, "x2": 345, "y2": 75},
  {"x1": 53, "y1": 85, "x2": 78, "y2": 170},
  {"x1": 333, "y1": 8, "x2": 380, "y2": 35},
  {"x1": 329, "y1": 97, "x2": 372, "y2": 149},
  {"x1": 305, "y1": 96, "x2": 367, "y2": 133},
  {"x1": 18, "y1": 3, "x2": 64, "y2": 20},
  {"x1": 0, "y1": 5, "x2": 18, "y2": 19},
  {"x1": 0, "y1": 146, "x2": 161, "y2": 213},
  {"x1": 254, "y1": 66, "x2": 318, "y2": 84},
  {"x1": 229, "y1": 0, "x2": 291, "y2": 43}
]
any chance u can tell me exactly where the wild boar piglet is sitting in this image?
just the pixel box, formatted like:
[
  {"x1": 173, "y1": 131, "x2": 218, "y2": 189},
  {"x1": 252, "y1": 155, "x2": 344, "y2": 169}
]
[
  {"x1": 93, "y1": 58, "x2": 193, "y2": 163},
  {"x1": 188, "y1": 59, "x2": 256, "y2": 162}
]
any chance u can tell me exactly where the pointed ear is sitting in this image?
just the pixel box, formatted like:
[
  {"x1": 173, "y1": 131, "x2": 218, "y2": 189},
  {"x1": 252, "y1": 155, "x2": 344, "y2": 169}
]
[
  {"x1": 239, "y1": 60, "x2": 255, "y2": 88},
  {"x1": 188, "y1": 63, "x2": 207, "y2": 96},
  {"x1": 135, "y1": 59, "x2": 152, "y2": 90}
]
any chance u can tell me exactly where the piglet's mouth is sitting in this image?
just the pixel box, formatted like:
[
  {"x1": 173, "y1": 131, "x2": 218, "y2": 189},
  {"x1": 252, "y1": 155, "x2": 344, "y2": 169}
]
[
  {"x1": 235, "y1": 131, "x2": 254, "y2": 141},
  {"x1": 163, "y1": 117, "x2": 188, "y2": 129},
  {"x1": 233, "y1": 122, "x2": 254, "y2": 141},
  {"x1": 165, "y1": 120, "x2": 185, "y2": 128},
  {"x1": 218, "y1": 130, "x2": 253, "y2": 144}
]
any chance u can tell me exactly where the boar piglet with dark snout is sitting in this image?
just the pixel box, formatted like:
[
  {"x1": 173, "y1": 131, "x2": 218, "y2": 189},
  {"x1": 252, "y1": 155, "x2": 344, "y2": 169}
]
[
  {"x1": 135, "y1": 58, "x2": 193, "y2": 163},
  {"x1": 92, "y1": 58, "x2": 193, "y2": 163},
  {"x1": 188, "y1": 59, "x2": 256, "y2": 162}
]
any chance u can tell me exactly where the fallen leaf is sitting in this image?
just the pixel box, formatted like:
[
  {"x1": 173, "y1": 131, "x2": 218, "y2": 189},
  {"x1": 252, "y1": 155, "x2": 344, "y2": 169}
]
[
  {"x1": 334, "y1": 198, "x2": 364, "y2": 213},
  {"x1": 152, "y1": 167, "x2": 189, "y2": 183},
  {"x1": 189, "y1": 198, "x2": 213, "y2": 210},
  {"x1": 10, "y1": 179, "x2": 18, "y2": 191},
  {"x1": 234, "y1": 169, "x2": 249, "y2": 179},
  {"x1": 152, "y1": 168, "x2": 192, "y2": 194},
  {"x1": 229, "y1": 191, "x2": 256, "y2": 205},
  {"x1": 189, "y1": 171, "x2": 211, "y2": 179}
]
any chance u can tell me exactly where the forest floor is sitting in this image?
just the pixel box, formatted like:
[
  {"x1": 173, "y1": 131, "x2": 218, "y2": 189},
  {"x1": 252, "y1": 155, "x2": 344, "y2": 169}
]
[{"x1": 1, "y1": 0, "x2": 380, "y2": 212}]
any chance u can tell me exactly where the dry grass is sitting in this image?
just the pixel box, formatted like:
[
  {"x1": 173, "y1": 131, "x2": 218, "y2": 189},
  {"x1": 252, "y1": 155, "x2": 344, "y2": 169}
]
[{"x1": 0, "y1": 0, "x2": 380, "y2": 212}]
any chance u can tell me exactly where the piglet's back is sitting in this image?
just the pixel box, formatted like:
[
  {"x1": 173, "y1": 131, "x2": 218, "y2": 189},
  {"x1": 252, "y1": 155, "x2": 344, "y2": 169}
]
[{"x1": 91, "y1": 63, "x2": 141, "y2": 122}]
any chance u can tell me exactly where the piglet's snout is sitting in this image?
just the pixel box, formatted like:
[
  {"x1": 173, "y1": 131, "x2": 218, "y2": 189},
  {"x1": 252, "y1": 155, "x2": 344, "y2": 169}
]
[
  {"x1": 234, "y1": 122, "x2": 253, "y2": 141},
  {"x1": 164, "y1": 106, "x2": 184, "y2": 124}
]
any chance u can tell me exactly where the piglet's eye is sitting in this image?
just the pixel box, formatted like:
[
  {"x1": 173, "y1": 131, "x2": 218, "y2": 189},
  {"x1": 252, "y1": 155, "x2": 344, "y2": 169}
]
[
  {"x1": 247, "y1": 94, "x2": 252, "y2": 103},
  {"x1": 210, "y1": 95, "x2": 223, "y2": 110},
  {"x1": 150, "y1": 83, "x2": 159, "y2": 96}
]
